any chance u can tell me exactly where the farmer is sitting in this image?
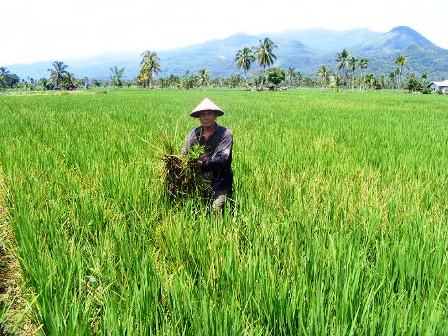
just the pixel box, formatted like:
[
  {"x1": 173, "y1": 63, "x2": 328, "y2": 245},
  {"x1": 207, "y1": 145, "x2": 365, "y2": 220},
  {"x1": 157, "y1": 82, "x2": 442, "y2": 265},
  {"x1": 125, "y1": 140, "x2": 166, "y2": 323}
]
[{"x1": 182, "y1": 98, "x2": 233, "y2": 212}]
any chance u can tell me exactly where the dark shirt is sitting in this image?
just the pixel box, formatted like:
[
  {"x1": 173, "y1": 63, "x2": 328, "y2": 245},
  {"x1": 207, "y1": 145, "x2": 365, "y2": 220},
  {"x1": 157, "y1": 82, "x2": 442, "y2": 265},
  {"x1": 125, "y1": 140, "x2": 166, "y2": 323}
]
[{"x1": 183, "y1": 123, "x2": 233, "y2": 193}]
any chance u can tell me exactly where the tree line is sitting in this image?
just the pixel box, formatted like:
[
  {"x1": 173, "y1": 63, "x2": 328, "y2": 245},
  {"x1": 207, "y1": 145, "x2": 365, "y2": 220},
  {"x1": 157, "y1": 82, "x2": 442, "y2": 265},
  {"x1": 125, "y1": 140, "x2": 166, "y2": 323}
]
[{"x1": 0, "y1": 40, "x2": 439, "y2": 93}]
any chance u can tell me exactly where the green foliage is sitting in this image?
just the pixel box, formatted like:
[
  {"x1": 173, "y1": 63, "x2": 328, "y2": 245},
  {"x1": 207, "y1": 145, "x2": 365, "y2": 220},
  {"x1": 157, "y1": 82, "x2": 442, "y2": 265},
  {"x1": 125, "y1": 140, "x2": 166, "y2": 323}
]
[
  {"x1": 110, "y1": 66, "x2": 125, "y2": 87},
  {"x1": 48, "y1": 61, "x2": 68, "y2": 89},
  {"x1": 138, "y1": 51, "x2": 161, "y2": 88},
  {"x1": 0, "y1": 67, "x2": 20, "y2": 89},
  {"x1": 254, "y1": 38, "x2": 278, "y2": 70},
  {"x1": 405, "y1": 72, "x2": 430, "y2": 93},
  {"x1": 1, "y1": 90, "x2": 448, "y2": 334},
  {"x1": 161, "y1": 136, "x2": 207, "y2": 200},
  {"x1": 235, "y1": 47, "x2": 255, "y2": 77},
  {"x1": 266, "y1": 67, "x2": 285, "y2": 86}
]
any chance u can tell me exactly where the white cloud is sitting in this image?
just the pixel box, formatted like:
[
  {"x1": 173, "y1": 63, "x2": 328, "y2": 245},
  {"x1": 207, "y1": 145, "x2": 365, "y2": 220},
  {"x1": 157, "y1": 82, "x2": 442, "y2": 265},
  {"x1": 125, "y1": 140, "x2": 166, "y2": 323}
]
[{"x1": 1, "y1": 0, "x2": 447, "y2": 65}]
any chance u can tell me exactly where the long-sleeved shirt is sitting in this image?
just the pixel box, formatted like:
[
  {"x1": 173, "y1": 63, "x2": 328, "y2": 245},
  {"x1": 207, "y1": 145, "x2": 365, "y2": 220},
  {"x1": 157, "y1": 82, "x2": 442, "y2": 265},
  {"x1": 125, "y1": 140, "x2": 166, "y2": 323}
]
[{"x1": 182, "y1": 123, "x2": 233, "y2": 193}]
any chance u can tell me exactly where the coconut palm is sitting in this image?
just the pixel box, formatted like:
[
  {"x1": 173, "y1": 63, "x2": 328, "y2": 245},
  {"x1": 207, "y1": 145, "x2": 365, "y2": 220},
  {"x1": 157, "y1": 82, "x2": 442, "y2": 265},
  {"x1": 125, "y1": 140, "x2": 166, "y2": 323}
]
[
  {"x1": 0, "y1": 67, "x2": 7, "y2": 89},
  {"x1": 317, "y1": 65, "x2": 331, "y2": 88},
  {"x1": 358, "y1": 59, "x2": 369, "y2": 91},
  {"x1": 395, "y1": 55, "x2": 408, "y2": 88},
  {"x1": 254, "y1": 38, "x2": 277, "y2": 89},
  {"x1": 365, "y1": 73, "x2": 376, "y2": 90},
  {"x1": 347, "y1": 57, "x2": 357, "y2": 90},
  {"x1": 286, "y1": 67, "x2": 296, "y2": 87},
  {"x1": 235, "y1": 47, "x2": 255, "y2": 79},
  {"x1": 330, "y1": 74, "x2": 342, "y2": 92},
  {"x1": 254, "y1": 38, "x2": 277, "y2": 70},
  {"x1": 336, "y1": 49, "x2": 350, "y2": 73},
  {"x1": 48, "y1": 61, "x2": 68, "y2": 89},
  {"x1": 110, "y1": 66, "x2": 125, "y2": 87},
  {"x1": 139, "y1": 51, "x2": 161, "y2": 88},
  {"x1": 377, "y1": 75, "x2": 386, "y2": 90},
  {"x1": 197, "y1": 68, "x2": 210, "y2": 88},
  {"x1": 63, "y1": 72, "x2": 77, "y2": 90}
]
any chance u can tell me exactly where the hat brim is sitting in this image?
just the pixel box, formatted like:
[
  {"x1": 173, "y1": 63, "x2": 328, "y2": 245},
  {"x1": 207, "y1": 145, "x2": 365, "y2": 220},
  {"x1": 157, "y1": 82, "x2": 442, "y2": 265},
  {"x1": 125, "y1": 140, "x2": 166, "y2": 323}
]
[{"x1": 190, "y1": 109, "x2": 224, "y2": 118}]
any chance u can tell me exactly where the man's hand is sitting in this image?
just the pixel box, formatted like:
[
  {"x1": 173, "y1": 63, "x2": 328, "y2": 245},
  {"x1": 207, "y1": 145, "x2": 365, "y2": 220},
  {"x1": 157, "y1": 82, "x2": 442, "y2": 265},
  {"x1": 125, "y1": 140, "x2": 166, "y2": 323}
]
[{"x1": 190, "y1": 160, "x2": 203, "y2": 169}]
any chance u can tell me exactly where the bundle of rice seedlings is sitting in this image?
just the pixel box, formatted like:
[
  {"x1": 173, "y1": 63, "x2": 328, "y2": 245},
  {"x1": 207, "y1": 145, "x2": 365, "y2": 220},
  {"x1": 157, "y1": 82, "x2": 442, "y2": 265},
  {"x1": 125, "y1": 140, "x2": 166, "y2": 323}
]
[{"x1": 158, "y1": 132, "x2": 209, "y2": 200}]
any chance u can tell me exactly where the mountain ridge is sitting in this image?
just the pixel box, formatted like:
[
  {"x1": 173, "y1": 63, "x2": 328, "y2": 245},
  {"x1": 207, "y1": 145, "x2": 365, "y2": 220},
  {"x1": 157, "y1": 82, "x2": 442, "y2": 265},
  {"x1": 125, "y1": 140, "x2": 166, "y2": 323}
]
[{"x1": 6, "y1": 26, "x2": 448, "y2": 81}]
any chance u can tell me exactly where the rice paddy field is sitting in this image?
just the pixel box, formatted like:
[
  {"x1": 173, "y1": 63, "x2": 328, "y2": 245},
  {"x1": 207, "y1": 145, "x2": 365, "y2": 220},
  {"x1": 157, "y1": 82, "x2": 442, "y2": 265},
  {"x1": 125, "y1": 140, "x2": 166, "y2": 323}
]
[{"x1": 1, "y1": 88, "x2": 448, "y2": 335}]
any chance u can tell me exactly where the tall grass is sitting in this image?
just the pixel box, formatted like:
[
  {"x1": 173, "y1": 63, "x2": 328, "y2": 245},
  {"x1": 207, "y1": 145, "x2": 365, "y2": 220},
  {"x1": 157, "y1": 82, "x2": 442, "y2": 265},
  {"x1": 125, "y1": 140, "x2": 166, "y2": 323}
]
[{"x1": 0, "y1": 89, "x2": 447, "y2": 334}]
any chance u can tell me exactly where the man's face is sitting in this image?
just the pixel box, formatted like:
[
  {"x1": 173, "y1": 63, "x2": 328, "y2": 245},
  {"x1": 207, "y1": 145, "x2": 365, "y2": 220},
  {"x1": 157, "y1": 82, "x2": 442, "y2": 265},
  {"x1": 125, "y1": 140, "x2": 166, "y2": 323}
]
[{"x1": 199, "y1": 110, "x2": 217, "y2": 128}]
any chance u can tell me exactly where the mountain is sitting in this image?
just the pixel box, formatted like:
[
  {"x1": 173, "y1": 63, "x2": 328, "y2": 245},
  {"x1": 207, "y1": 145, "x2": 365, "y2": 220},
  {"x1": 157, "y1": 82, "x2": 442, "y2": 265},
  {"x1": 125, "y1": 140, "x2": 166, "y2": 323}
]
[{"x1": 6, "y1": 26, "x2": 448, "y2": 81}]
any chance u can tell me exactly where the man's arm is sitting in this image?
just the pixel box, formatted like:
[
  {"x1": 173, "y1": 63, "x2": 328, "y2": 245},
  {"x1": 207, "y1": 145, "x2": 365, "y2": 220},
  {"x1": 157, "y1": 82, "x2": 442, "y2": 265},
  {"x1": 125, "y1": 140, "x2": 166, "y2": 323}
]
[{"x1": 200, "y1": 130, "x2": 233, "y2": 172}]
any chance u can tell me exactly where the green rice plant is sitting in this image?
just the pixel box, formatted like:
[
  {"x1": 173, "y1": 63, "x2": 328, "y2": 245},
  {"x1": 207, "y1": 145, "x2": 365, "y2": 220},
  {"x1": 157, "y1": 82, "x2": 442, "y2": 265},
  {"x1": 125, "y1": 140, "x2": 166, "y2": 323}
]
[
  {"x1": 0, "y1": 88, "x2": 447, "y2": 335},
  {"x1": 158, "y1": 129, "x2": 208, "y2": 200}
]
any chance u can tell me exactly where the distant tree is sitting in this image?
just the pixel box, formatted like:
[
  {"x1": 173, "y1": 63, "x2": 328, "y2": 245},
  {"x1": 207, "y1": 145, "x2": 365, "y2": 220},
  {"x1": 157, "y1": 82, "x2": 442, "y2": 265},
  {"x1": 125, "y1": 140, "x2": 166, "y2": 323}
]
[
  {"x1": 405, "y1": 72, "x2": 429, "y2": 93},
  {"x1": 0, "y1": 67, "x2": 7, "y2": 89},
  {"x1": 348, "y1": 56, "x2": 357, "y2": 90},
  {"x1": 167, "y1": 74, "x2": 180, "y2": 88},
  {"x1": 235, "y1": 47, "x2": 255, "y2": 79},
  {"x1": 37, "y1": 78, "x2": 52, "y2": 90},
  {"x1": 197, "y1": 68, "x2": 210, "y2": 88},
  {"x1": 91, "y1": 79, "x2": 102, "y2": 88},
  {"x1": 229, "y1": 73, "x2": 243, "y2": 88},
  {"x1": 48, "y1": 61, "x2": 68, "y2": 89},
  {"x1": 358, "y1": 59, "x2": 369, "y2": 91},
  {"x1": 336, "y1": 49, "x2": 350, "y2": 82},
  {"x1": 286, "y1": 67, "x2": 296, "y2": 87},
  {"x1": 79, "y1": 77, "x2": 90, "y2": 89},
  {"x1": 330, "y1": 74, "x2": 342, "y2": 92},
  {"x1": 395, "y1": 55, "x2": 408, "y2": 88},
  {"x1": 139, "y1": 51, "x2": 161, "y2": 88},
  {"x1": 267, "y1": 67, "x2": 285, "y2": 88},
  {"x1": 0, "y1": 67, "x2": 20, "y2": 89},
  {"x1": 254, "y1": 38, "x2": 277, "y2": 70},
  {"x1": 389, "y1": 69, "x2": 399, "y2": 89},
  {"x1": 317, "y1": 65, "x2": 331, "y2": 88},
  {"x1": 110, "y1": 66, "x2": 125, "y2": 87},
  {"x1": 62, "y1": 72, "x2": 77, "y2": 90},
  {"x1": 377, "y1": 75, "x2": 386, "y2": 90},
  {"x1": 252, "y1": 72, "x2": 265, "y2": 90},
  {"x1": 254, "y1": 37, "x2": 277, "y2": 89},
  {"x1": 365, "y1": 73, "x2": 376, "y2": 90},
  {"x1": 181, "y1": 71, "x2": 196, "y2": 89},
  {"x1": 294, "y1": 71, "x2": 304, "y2": 86}
]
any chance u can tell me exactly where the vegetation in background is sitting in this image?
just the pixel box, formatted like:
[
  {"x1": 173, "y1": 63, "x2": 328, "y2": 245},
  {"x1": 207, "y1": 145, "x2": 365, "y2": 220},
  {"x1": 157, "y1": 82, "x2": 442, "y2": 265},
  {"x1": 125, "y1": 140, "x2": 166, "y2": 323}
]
[{"x1": 1, "y1": 38, "x2": 446, "y2": 93}]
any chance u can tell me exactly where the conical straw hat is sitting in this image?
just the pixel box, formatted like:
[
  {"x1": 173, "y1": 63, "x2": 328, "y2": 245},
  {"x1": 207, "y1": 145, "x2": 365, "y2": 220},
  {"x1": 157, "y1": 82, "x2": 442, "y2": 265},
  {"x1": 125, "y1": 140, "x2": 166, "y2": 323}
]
[{"x1": 190, "y1": 98, "x2": 224, "y2": 117}]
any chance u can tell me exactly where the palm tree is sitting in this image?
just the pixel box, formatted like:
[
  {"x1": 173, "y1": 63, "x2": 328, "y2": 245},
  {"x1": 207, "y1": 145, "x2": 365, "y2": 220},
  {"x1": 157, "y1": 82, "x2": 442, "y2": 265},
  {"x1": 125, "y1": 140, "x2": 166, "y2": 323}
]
[
  {"x1": 254, "y1": 38, "x2": 277, "y2": 70},
  {"x1": 139, "y1": 51, "x2": 161, "y2": 88},
  {"x1": 377, "y1": 75, "x2": 386, "y2": 90},
  {"x1": 389, "y1": 70, "x2": 398, "y2": 89},
  {"x1": 37, "y1": 78, "x2": 51, "y2": 91},
  {"x1": 336, "y1": 49, "x2": 350, "y2": 86},
  {"x1": 347, "y1": 57, "x2": 357, "y2": 90},
  {"x1": 48, "y1": 61, "x2": 68, "y2": 89},
  {"x1": 0, "y1": 67, "x2": 7, "y2": 89},
  {"x1": 330, "y1": 74, "x2": 342, "y2": 92},
  {"x1": 286, "y1": 67, "x2": 296, "y2": 87},
  {"x1": 64, "y1": 72, "x2": 77, "y2": 90},
  {"x1": 197, "y1": 68, "x2": 210, "y2": 88},
  {"x1": 395, "y1": 55, "x2": 408, "y2": 88},
  {"x1": 235, "y1": 47, "x2": 255, "y2": 79},
  {"x1": 110, "y1": 66, "x2": 125, "y2": 87},
  {"x1": 254, "y1": 38, "x2": 277, "y2": 89},
  {"x1": 365, "y1": 73, "x2": 376, "y2": 90},
  {"x1": 358, "y1": 59, "x2": 369, "y2": 91},
  {"x1": 317, "y1": 65, "x2": 331, "y2": 88}
]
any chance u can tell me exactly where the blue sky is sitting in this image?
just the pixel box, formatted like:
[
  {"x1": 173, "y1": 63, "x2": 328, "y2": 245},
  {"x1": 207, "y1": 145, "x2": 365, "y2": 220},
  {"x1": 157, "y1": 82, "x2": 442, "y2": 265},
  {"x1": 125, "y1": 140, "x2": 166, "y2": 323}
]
[{"x1": 1, "y1": 0, "x2": 447, "y2": 65}]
